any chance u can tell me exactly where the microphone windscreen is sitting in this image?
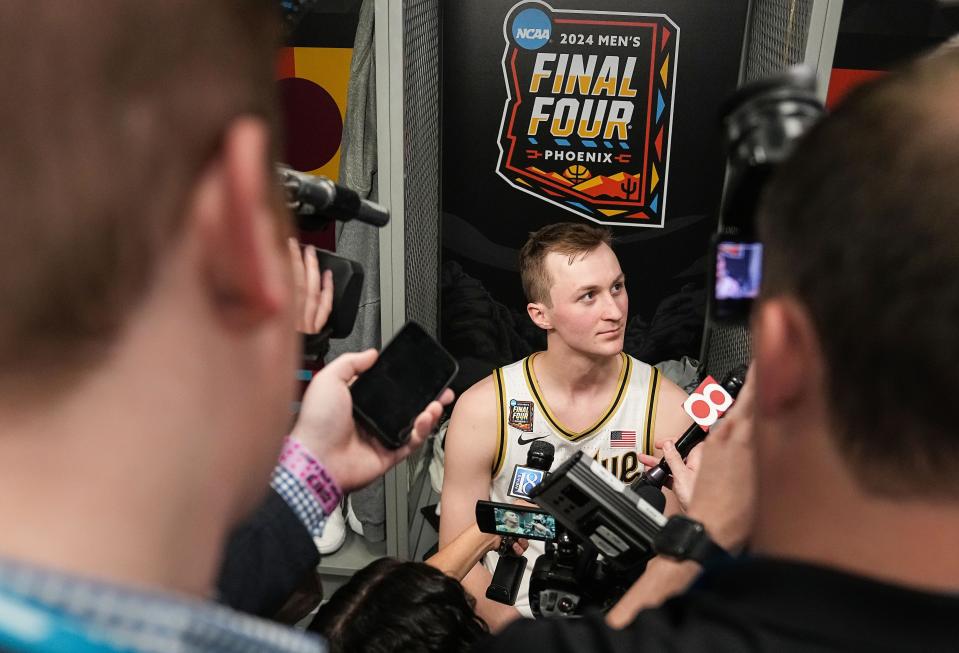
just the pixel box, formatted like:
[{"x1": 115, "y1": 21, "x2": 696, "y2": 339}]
[
  {"x1": 528, "y1": 440, "x2": 555, "y2": 470},
  {"x1": 722, "y1": 365, "x2": 748, "y2": 395}
]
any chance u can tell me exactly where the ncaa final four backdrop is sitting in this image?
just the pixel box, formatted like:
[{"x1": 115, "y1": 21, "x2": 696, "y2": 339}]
[
  {"x1": 495, "y1": 3, "x2": 679, "y2": 227},
  {"x1": 441, "y1": 1, "x2": 750, "y2": 377}
]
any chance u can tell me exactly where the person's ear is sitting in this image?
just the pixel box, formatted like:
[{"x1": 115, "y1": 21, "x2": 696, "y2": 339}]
[
  {"x1": 751, "y1": 296, "x2": 824, "y2": 417},
  {"x1": 527, "y1": 300, "x2": 553, "y2": 330},
  {"x1": 192, "y1": 117, "x2": 289, "y2": 330}
]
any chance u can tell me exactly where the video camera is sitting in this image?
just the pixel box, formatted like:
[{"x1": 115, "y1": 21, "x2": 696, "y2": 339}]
[
  {"x1": 527, "y1": 452, "x2": 667, "y2": 616},
  {"x1": 276, "y1": 164, "x2": 389, "y2": 351},
  {"x1": 710, "y1": 67, "x2": 824, "y2": 322},
  {"x1": 476, "y1": 449, "x2": 672, "y2": 617}
]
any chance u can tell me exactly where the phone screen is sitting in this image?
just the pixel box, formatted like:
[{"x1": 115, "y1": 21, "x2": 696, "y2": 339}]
[
  {"x1": 351, "y1": 321, "x2": 458, "y2": 449},
  {"x1": 491, "y1": 505, "x2": 557, "y2": 541}
]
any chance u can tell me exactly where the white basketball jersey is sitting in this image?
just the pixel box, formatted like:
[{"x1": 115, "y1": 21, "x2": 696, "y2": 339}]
[{"x1": 483, "y1": 352, "x2": 662, "y2": 617}]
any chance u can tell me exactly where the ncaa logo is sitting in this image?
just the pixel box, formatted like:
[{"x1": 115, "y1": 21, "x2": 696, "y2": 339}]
[{"x1": 511, "y1": 6, "x2": 551, "y2": 50}]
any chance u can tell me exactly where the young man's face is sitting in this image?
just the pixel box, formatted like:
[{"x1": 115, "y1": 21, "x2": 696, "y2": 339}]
[{"x1": 541, "y1": 243, "x2": 628, "y2": 358}]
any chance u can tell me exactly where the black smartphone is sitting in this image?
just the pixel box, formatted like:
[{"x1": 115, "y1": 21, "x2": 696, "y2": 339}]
[
  {"x1": 475, "y1": 500, "x2": 557, "y2": 542},
  {"x1": 711, "y1": 237, "x2": 763, "y2": 322},
  {"x1": 311, "y1": 248, "x2": 364, "y2": 339},
  {"x1": 350, "y1": 321, "x2": 458, "y2": 449}
]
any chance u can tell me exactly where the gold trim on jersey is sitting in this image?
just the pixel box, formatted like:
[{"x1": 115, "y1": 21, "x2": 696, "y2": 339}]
[
  {"x1": 491, "y1": 367, "x2": 508, "y2": 476},
  {"x1": 642, "y1": 367, "x2": 661, "y2": 456},
  {"x1": 522, "y1": 352, "x2": 631, "y2": 442}
]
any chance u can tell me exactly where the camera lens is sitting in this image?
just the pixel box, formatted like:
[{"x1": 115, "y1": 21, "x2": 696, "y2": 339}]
[{"x1": 558, "y1": 596, "x2": 575, "y2": 613}]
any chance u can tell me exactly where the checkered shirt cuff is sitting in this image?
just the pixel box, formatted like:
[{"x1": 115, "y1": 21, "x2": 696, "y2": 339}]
[{"x1": 271, "y1": 465, "x2": 329, "y2": 538}]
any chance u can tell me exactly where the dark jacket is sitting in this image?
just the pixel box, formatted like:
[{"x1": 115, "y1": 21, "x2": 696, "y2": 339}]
[{"x1": 217, "y1": 489, "x2": 320, "y2": 618}]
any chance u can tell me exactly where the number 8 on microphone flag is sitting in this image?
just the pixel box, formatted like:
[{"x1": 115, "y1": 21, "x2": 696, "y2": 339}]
[{"x1": 682, "y1": 376, "x2": 734, "y2": 431}]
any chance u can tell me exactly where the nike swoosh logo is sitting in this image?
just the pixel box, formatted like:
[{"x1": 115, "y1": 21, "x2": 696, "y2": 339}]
[{"x1": 517, "y1": 434, "x2": 549, "y2": 446}]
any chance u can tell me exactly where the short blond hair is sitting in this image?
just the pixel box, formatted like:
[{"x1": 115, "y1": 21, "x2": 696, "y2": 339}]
[{"x1": 519, "y1": 222, "x2": 612, "y2": 305}]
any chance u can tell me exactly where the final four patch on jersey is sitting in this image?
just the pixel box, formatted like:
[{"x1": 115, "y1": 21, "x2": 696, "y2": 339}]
[{"x1": 508, "y1": 399, "x2": 534, "y2": 432}]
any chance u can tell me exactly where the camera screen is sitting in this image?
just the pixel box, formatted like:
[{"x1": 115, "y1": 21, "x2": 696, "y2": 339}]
[
  {"x1": 716, "y1": 241, "x2": 763, "y2": 300},
  {"x1": 493, "y1": 507, "x2": 557, "y2": 540}
]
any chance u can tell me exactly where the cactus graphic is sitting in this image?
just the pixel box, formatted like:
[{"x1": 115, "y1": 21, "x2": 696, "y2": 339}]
[{"x1": 620, "y1": 175, "x2": 638, "y2": 199}]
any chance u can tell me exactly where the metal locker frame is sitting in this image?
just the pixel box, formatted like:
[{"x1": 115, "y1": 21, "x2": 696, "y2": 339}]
[{"x1": 375, "y1": 0, "x2": 442, "y2": 560}]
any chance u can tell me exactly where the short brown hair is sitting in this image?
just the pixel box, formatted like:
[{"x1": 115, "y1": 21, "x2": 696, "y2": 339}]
[
  {"x1": 758, "y1": 48, "x2": 959, "y2": 498},
  {"x1": 0, "y1": 1, "x2": 280, "y2": 386},
  {"x1": 519, "y1": 222, "x2": 613, "y2": 304}
]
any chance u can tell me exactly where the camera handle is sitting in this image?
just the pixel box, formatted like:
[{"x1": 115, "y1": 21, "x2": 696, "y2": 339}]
[{"x1": 485, "y1": 537, "x2": 526, "y2": 605}]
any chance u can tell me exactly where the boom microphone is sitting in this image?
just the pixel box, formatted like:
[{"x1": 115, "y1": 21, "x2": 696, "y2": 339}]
[
  {"x1": 632, "y1": 366, "x2": 747, "y2": 490},
  {"x1": 277, "y1": 165, "x2": 389, "y2": 228}
]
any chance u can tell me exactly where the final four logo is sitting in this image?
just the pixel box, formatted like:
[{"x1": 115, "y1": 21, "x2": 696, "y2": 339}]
[{"x1": 495, "y1": 1, "x2": 679, "y2": 227}]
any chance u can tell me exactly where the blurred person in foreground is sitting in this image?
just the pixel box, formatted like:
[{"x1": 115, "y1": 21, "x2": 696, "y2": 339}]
[
  {"x1": 0, "y1": 2, "x2": 448, "y2": 651},
  {"x1": 479, "y1": 47, "x2": 959, "y2": 653},
  {"x1": 215, "y1": 240, "x2": 335, "y2": 620}
]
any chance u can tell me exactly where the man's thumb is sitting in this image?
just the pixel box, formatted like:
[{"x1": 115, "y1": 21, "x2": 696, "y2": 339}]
[{"x1": 328, "y1": 348, "x2": 378, "y2": 382}]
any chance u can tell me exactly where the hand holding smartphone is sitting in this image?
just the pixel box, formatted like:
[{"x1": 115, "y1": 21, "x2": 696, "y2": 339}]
[
  {"x1": 291, "y1": 342, "x2": 453, "y2": 493},
  {"x1": 350, "y1": 321, "x2": 459, "y2": 449}
]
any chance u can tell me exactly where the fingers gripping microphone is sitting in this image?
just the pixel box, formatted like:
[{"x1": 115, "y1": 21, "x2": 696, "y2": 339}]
[
  {"x1": 277, "y1": 165, "x2": 390, "y2": 228},
  {"x1": 487, "y1": 441, "x2": 556, "y2": 605},
  {"x1": 633, "y1": 366, "x2": 748, "y2": 490}
]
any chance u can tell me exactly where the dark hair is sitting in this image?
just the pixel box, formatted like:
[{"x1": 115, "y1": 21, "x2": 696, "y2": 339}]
[
  {"x1": 309, "y1": 558, "x2": 489, "y2": 653},
  {"x1": 519, "y1": 222, "x2": 613, "y2": 304},
  {"x1": 0, "y1": 1, "x2": 281, "y2": 392},
  {"x1": 757, "y1": 47, "x2": 959, "y2": 498}
]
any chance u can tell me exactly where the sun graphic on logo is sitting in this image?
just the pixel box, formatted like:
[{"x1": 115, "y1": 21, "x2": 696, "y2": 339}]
[{"x1": 563, "y1": 165, "x2": 592, "y2": 183}]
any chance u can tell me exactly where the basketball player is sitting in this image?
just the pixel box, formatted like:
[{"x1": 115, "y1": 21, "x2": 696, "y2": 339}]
[{"x1": 440, "y1": 222, "x2": 692, "y2": 629}]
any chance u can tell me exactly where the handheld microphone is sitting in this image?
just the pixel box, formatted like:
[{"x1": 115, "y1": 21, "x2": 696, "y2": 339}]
[
  {"x1": 277, "y1": 165, "x2": 390, "y2": 228},
  {"x1": 508, "y1": 440, "x2": 554, "y2": 500},
  {"x1": 632, "y1": 366, "x2": 747, "y2": 490}
]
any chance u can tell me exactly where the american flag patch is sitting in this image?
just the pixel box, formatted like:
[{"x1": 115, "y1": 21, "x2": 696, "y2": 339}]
[{"x1": 609, "y1": 430, "x2": 637, "y2": 448}]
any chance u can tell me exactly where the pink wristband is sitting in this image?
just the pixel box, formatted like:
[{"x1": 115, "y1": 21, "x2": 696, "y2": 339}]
[{"x1": 278, "y1": 438, "x2": 343, "y2": 515}]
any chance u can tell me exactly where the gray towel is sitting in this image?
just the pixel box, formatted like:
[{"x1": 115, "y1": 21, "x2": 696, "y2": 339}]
[{"x1": 330, "y1": 0, "x2": 386, "y2": 542}]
